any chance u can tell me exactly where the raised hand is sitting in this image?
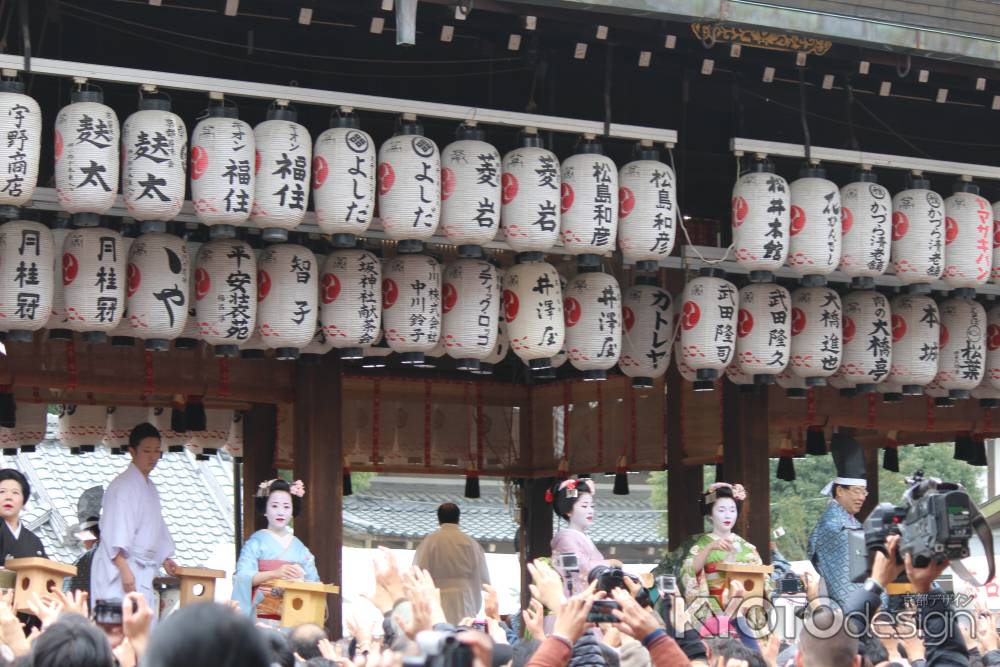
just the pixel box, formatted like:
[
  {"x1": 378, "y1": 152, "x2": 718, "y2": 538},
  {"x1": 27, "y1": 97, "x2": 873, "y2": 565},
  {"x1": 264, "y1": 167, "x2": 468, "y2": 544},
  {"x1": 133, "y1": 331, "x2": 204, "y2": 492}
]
[
  {"x1": 609, "y1": 587, "x2": 660, "y2": 639},
  {"x1": 522, "y1": 598, "x2": 546, "y2": 640},
  {"x1": 552, "y1": 592, "x2": 595, "y2": 645},
  {"x1": 482, "y1": 583, "x2": 500, "y2": 620},
  {"x1": 527, "y1": 559, "x2": 566, "y2": 611},
  {"x1": 122, "y1": 592, "x2": 154, "y2": 660}
]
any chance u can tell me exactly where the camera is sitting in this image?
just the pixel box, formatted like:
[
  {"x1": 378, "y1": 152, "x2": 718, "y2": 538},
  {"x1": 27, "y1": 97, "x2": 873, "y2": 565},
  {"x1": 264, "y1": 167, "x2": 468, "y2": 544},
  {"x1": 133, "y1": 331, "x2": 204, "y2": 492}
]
[
  {"x1": 405, "y1": 630, "x2": 474, "y2": 667},
  {"x1": 92, "y1": 599, "x2": 124, "y2": 626},
  {"x1": 587, "y1": 565, "x2": 650, "y2": 607},
  {"x1": 776, "y1": 572, "x2": 805, "y2": 595},
  {"x1": 555, "y1": 553, "x2": 579, "y2": 573}
]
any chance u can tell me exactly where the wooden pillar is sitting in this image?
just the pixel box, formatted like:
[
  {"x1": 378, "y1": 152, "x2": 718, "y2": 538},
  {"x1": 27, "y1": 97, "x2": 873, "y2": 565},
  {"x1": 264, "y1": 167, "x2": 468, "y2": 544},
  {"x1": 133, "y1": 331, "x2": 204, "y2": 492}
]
[
  {"x1": 242, "y1": 404, "x2": 277, "y2": 543},
  {"x1": 666, "y1": 365, "x2": 704, "y2": 550},
  {"x1": 293, "y1": 354, "x2": 343, "y2": 638},
  {"x1": 858, "y1": 446, "x2": 880, "y2": 522},
  {"x1": 519, "y1": 477, "x2": 554, "y2": 609},
  {"x1": 721, "y1": 382, "x2": 771, "y2": 563}
]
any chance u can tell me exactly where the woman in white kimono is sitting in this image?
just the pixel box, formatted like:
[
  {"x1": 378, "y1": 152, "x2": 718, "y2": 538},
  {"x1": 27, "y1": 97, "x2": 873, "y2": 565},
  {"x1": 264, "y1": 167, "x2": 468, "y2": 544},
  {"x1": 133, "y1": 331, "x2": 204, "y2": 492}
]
[{"x1": 232, "y1": 479, "x2": 320, "y2": 620}]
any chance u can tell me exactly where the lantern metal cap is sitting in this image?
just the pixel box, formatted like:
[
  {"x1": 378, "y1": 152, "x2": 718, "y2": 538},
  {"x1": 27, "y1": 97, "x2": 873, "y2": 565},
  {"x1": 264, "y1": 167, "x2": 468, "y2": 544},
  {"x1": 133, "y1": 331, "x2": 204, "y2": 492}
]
[
  {"x1": 70, "y1": 212, "x2": 101, "y2": 228},
  {"x1": 633, "y1": 141, "x2": 660, "y2": 162},
  {"x1": 698, "y1": 266, "x2": 726, "y2": 278},
  {"x1": 695, "y1": 369, "x2": 718, "y2": 382},
  {"x1": 398, "y1": 352, "x2": 425, "y2": 365},
  {"x1": 82, "y1": 331, "x2": 108, "y2": 344},
  {"x1": 173, "y1": 338, "x2": 198, "y2": 350},
  {"x1": 261, "y1": 227, "x2": 289, "y2": 243},
  {"x1": 905, "y1": 283, "x2": 932, "y2": 295},
  {"x1": 517, "y1": 129, "x2": 543, "y2": 148},
  {"x1": 906, "y1": 173, "x2": 931, "y2": 190},
  {"x1": 953, "y1": 179, "x2": 979, "y2": 195},
  {"x1": 748, "y1": 270, "x2": 774, "y2": 283},
  {"x1": 139, "y1": 97, "x2": 171, "y2": 112},
  {"x1": 575, "y1": 137, "x2": 604, "y2": 156},
  {"x1": 786, "y1": 388, "x2": 807, "y2": 399},
  {"x1": 266, "y1": 106, "x2": 297, "y2": 122},
  {"x1": 631, "y1": 377, "x2": 654, "y2": 389},
  {"x1": 457, "y1": 244, "x2": 483, "y2": 258},
  {"x1": 214, "y1": 344, "x2": 240, "y2": 358},
  {"x1": 70, "y1": 88, "x2": 103, "y2": 104},
  {"x1": 5, "y1": 330, "x2": 32, "y2": 343},
  {"x1": 456, "y1": 123, "x2": 486, "y2": 141},
  {"x1": 396, "y1": 239, "x2": 424, "y2": 254},
  {"x1": 633, "y1": 275, "x2": 659, "y2": 287},
  {"x1": 882, "y1": 392, "x2": 903, "y2": 403},
  {"x1": 110, "y1": 336, "x2": 136, "y2": 348},
  {"x1": 805, "y1": 377, "x2": 827, "y2": 387},
  {"x1": 747, "y1": 158, "x2": 774, "y2": 174},
  {"x1": 850, "y1": 276, "x2": 875, "y2": 290},
  {"x1": 529, "y1": 358, "x2": 552, "y2": 370},
  {"x1": 456, "y1": 358, "x2": 481, "y2": 372},
  {"x1": 331, "y1": 233, "x2": 358, "y2": 248},
  {"x1": 581, "y1": 369, "x2": 607, "y2": 381},
  {"x1": 240, "y1": 348, "x2": 266, "y2": 360},
  {"x1": 361, "y1": 357, "x2": 387, "y2": 369},
  {"x1": 140, "y1": 220, "x2": 168, "y2": 235},
  {"x1": 275, "y1": 347, "x2": 301, "y2": 361},
  {"x1": 0, "y1": 206, "x2": 20, "y2": 221},
  {"x1": 338, "y1": 347, "x2": 364, "y2": 361},
  {"x1": 692, "y1": 379, "x2": 715, "y2": 392},
  {"x1": 901, "y1": 384, "x2": 923, "y2": 396},
  {"x1": 472, "y1": 362, "x2": 494, "y2": 375},
  {"x1": 980, "y1": 398, "x2": 999, "y2": 408},
  {"x1": 935, "y1": 396, "x2": 954, "y2": 407},
  {"x1": 206, "y1": 103, "x2": 238, "y2": 119},
  {"x1": 1, "y1": 449, "x2": 16, "y2": 457},
  {"x1": 800, "y1": 274, "x2": 827, "y2": 287},
  {"x1": 144, "y1": 339, "x2": 170, "y2": 352},
  {"x1": 48, "y1": 329, "x2": 73, "y2": 341},
  {"x1": 329, "y1": 107, "x2": 361, "y2": 129},
  {"x1": 852, "y1": 167, "x2": 878, "y2": 184},
  {"x1": 950, "y1": 287, "x2": 977, "y2": 299},
  {"x1": 798, "y1": 164, "x2": 826, "y2": 179},
  {"x1": 0, "y1": 79, "x2": 24, "y2": 94},
  {"x1": 516, "y1": 251, "x2": 544, "y2": 264},
  {"x1": 208, "y1": 224, "x2": 237, "y2": 240},
  {"x1": 948, "y1": 389, "x2": 971, "y2": 400},
  {"x1": 753, "y1": 374, "x2": 776, "y2": 386},
  {"x1": 533, "y1": 366, "x2": 557, "y2": 380},
  {"x1": 577, "y1": 263, "x2": 601, "y2": 274},
  {"x1": 634, "y1": 260, "x2": 659, "y2": 272},
  {"x1": 395, "y1": 115, "x2": 424, "y2": 137}
]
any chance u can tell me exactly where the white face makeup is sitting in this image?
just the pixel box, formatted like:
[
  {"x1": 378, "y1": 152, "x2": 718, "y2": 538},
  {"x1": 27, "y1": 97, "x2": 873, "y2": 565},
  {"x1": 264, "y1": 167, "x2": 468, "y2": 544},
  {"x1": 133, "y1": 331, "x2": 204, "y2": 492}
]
[
  {"x1": 266, "y1": 490, "x2": 293, "y2": 531},
  {"x1": 710, "y1": 497, "x2": 738, "y2": 535},
  {"x1": 568, "y1": 492, "x2": 594, "y2": 533}
]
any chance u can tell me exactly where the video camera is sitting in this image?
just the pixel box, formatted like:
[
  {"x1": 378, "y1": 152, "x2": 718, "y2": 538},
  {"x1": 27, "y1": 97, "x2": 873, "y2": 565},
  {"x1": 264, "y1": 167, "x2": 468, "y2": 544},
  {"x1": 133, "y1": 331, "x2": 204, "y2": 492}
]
[
  {"x1": 405, "y1": 630, "x2": 474, "y2": 667},
  {"x1": 587, "y1": 565, "x2": 651, "y2": 607}
]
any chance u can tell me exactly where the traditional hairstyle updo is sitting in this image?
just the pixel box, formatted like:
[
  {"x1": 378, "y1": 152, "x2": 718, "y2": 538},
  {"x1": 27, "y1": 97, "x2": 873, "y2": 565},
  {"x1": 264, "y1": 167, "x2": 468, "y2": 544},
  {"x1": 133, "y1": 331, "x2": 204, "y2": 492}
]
[
  {"x1": 547, "y1": 477, "x2": 595, "y2": 521},
  {"x1": 699, "y1": 483, "x2": 744, "y2": 517},
  {"x1": 0, "y1": 469, "x2": 30, "y2": 505},
  {"x1": 254, "y1": 479, "x2": 302, "y2": 517}
]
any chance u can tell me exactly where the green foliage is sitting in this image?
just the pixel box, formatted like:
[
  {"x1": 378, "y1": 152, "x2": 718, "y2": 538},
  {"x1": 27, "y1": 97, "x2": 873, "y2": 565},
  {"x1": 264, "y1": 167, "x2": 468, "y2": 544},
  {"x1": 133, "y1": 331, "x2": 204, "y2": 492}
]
[
  {"x1": 350, "y1": 472, "x2": 376, "y2": 494},
  {"x1": 648, "y1": 470, "x2": 669, "y2": 538}
]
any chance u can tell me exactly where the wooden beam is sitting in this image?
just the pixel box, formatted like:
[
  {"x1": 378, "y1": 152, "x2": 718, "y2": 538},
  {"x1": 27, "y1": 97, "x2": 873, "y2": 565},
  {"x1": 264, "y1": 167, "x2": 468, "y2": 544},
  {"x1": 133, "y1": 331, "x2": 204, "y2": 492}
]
[
  {"x1": 666, "y1": 364, "x2": 704, "y2": 550},
  {"x1": 722, "y1": 382, "x2": 771, "y2": 563},
  {"x1": 241, "y1": 404, "x2": 276, "y2": 543},
  {"x1": 519, "y1": 477, "x2": 555, "y2": 610}
]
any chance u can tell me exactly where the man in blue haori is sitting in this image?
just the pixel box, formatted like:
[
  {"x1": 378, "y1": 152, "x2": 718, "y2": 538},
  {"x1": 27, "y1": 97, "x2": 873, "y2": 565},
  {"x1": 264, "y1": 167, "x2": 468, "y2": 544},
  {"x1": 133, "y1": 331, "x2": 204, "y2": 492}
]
[{"x1": 808, "y1": 432, "x2": 869, "y2": 608}]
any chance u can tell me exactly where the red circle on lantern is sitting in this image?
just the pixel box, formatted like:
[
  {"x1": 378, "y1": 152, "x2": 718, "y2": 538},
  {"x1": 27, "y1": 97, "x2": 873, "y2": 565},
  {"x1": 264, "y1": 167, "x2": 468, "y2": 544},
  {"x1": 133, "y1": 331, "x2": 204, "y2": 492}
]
[
  {"x1": 502, "y1": 289, "x2": 519, "y2": 322},
  {"x1": 841, "y1": 207, "x2": 854, "y2": 235},
  {"x1": 993, "y1": 227, "x2": 1000, "y2": 249},
  {"x1": 441, "y1": 168, "x2": 456, "y2": 201},
  {"x1": 62, "y1": 253, "x2": 78, "y2": 286},
  {"x1": 321, "y1": 273, "x2": 341, "y2": 304},
  {"x1": 257, "y1": 270, "x2": 271, "y2": 302},
  {"x1": 732, "y1": 196, "x2": 749, "y2": 227},
  {"x1": 560, "y1": 183, "x2": 574, "y2": 213},
  {"x1": 564, "y1": 297, "x2": 582, "y2": 327},
  {"x1": 378, "y1": 162, "x2": 395, "y2": 196},
  {"x1": 623, "y1": 306, "x2": 635, "y2": 332},
  {"x1": 791, "y1": 307, "x2": 806, "y2": 336},
  {"x1": 619, "y1": 186, "x2": 635, "y2": 218},
  {"x1": 939, "y1": 324, "x2": 950, "y2": 349},
  {"x1": 442, "y1": 283, "x2": 458, "y2": 313},
  {"x1": 892, "y1": 211, "x2": 909, "y2": 241},
  {"x1": 681, "y1": 301, "x2": 700, "y2": 331},
  {"x1": 891, "y1": 314, "x2": 906, "y2": 342},
  {"x1": 195, "y1": 267, "x2": 210, "y2": 301},
  {"x1": 789, "y1": 205, "x2": 806, "y2": 236},
  {"x1": 988, "y1": 324, "x2": 1000, "y2": 351},
  {"x1": 254, "y1": 150, "x2": 262, "y2": 175},
  {"x1": 382, "y1": 278, "x2": 399, "y2": 309},
  {"x1": 126, "y1": 263, "x2": 141, "y2": 298},
  {"x1": 190, "y1": 146, "x2": 209, "y2": 181},
  {"x1": 501, "y1": 173, "x2": 518, "y2": 205},
  {"x1": 737, "y1": 308, "x2": 753, "y2": 338},
  {"x1": 842, "y1": 315, "x2": 856, "y2": 344},
  {"x1": 54, "y1": 130, "x2": 63, "y2": 163},
  {"x1": 312, "y1": 156, "x2": 329, "y2": 190},
  {"x1": 945, "y1": 217, "x2": 958, "y2": 244}
]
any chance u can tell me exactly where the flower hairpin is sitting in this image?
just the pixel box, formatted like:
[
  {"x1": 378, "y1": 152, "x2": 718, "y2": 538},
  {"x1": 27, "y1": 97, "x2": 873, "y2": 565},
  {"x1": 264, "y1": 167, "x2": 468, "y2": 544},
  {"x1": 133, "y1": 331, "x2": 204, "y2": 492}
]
[
  {"x1": 289, "y1": 480, "x2": 306, "y2": 498},
  {"x1": 544, "y1": 478, "x2": 595, "y2": 504},
  {"x1": 704, "y1": 482, "x2": 747, "y2": 502}
]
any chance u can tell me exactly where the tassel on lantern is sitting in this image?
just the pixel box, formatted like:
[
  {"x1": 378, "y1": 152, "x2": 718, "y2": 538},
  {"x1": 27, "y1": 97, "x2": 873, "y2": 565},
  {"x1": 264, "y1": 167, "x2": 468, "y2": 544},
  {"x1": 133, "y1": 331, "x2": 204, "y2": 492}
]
[
  {"x1": 613, "y1": 455, "x2": 630, "y2": 496},
  {"x1": 776, "y1": 453, "x2": 796, "y2": 481},
  {"x1": 185, "y1": 396, "x2": 207, "y2": 432},
  {"x1": 464, "y1": 465, "x2": 481, "y2": 499},
  {"x1": 343, "y1": 470, "x2": 354, "y2": 497},
  {"x1": 969, "y1": 434, "x2": 989, "y2": 467},
  {"x1": 0, "y1": 390, "x2": 15, "y2": 429},
  {"x1": 954, "y1": 432, "x2": 975, "y2": 462},
  {"x1": 806, "y1": 425, "x2": 827, "y2": 456}
]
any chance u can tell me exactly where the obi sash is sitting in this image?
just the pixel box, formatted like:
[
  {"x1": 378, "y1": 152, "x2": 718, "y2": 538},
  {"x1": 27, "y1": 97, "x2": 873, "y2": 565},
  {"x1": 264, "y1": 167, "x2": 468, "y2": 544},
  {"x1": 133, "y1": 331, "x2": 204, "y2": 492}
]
[{"x1": 254, "y1": 559, "x2": 290, "y2": 620}]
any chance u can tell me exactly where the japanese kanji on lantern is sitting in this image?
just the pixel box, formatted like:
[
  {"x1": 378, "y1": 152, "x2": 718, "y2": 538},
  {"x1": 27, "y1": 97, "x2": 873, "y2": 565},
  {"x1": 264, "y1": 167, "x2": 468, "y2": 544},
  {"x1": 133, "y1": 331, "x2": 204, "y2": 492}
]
[
  {"x1": 776, "y1": 369, "x2": 808, "y2": 399},
  {"x1": 892, "y1": 173, "x2": 944, "y2": 293},
  {"x1": 256, "y1": 242, "x2": 317, "y2": 360},
  {"x1": 382, "y1": 253, "x2": 441, "y2": 365},
  {"x1": 320, "y1": 249, "x2": 381, "y2": 360},
  {"x1": 0, "y1": 219, "x2": 54, "y2": 340},
  {"x1": 109, "y1": 227, "x2": 138, "y2": 347},
  {"x1": 679, "y1": 268, "x2": 738, "y2": 390},
  {"x1": 789, "y1": 286, "x2": 842, "y2": 386},
  {"x1": 441, "y1": 258, "x2": 499, "y2": 372},
  {"x1": 54, "y1": 86, "x2": 119, "y2": 226},
  {"x1": 839, "y1": 290, "x2": 892, "y2": 393},
  {"x1": 478, "y1": 309, "x2": 509, "y2": 376},
  {"x1": 251, "y1": 101, "x2": 311, "y2": 242},
  {"x1": 560, "y1": 134, "x2": 618, "y2": 266},
  {"x1": 194, "y1": 239, "x2": 258, "y2": 357},
  {"x1": 504, "y1": 259, "x2": 564, "y2": 372},
  {"x1": 63, "y1": 226, "x2": 126, "y2": 342},
  {"x1": 313, "y1": 108, "x2": 375, "y2": 247},
  {"x1": 0, "y1": 76, "x2": 41, "y2": 217},
  {"x1": 175, "y1": 233, "x2": 203, "y2": 349},
  {"x1": 731, "y1": 157, "x2": 789, "y2": 282},
  {"x1": 619, "y1": 277, "x2": 674, "y2": 389},
  {"x1": 563, "y1": 269, "x2": 621, "y2": 381},
  {"x1": 500, "y1": 128, "x2": 560, "y2": 257},
  {"x1": 992, "y1": 198, "x2": 1000, "y2": 286},
  {"x1": 887, "y1": 294, "x2": 939, "y2": 396},
  {"x1": 47, "y1": 218, "x2": 73, "y2": 340},
  {"x1": 122, "y1": 90, "x2": 187, "y2": 231},
  {"x1": 57, "y1": 404, "x2": 107, "y2": 454},
  {"x1": 618, "y1": 141, "x2": 675, "y2": 271},
  {"x1": 440, "y1": 122, "x2": 501, "y2": 257},
  {"x1": 935, "y1": 296, "x2": 986, "y2": 399},
  {"x1": 378, "y1": 114, "x2": 441, "y2": 253},
  {"x1": 735, "y1": 282, "x2": 790, "y2": 385},
  {"x1": 838, "y1": 169, "x2": 890, "y2": 289},
  {"x1": 190, "y1": 97, "x2": 255, "y2": 239},
  {"x1": 787, "y1": 164, "x2": 841, "y2": 285},
  {"x1": 988, "y1": 303, "x2": 1000, "y2": 392},
  {"x1": 943, "y1": 178, "x2": 992, "y2": 293},
  {"x1": 125, "y1": 232, "x2": 189, "y2": 351}
]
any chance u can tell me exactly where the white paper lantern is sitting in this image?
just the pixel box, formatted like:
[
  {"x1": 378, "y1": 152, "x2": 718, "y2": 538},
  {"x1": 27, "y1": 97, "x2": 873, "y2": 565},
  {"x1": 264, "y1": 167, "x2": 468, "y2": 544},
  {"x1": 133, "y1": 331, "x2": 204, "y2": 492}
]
[
  {"x1": 313, "y1": 113, "x2": 376, "y2": 244},
  {"x1": 57, "y1": 404, "x2": 107, "y2": 453},
  {"x1": 104, "y1": 405, "x2": 148, "y2": 452},
  {"x1": 479, "y1": 312, "x2": 509, "y2": 375},
  {"x1": 887, "y1": 294, "x2": 939, "y2": 395},
  {"x1": 560, "y1": 142, "x2": 618, "y2": 261},
  {"x1": 838, "y1": 173, "x2": 890, "y2": 287},
  {"x1": 987, "y1": 304, "x2": 1000, "y2": 392},
  {"x1": 935, "y1": 297, "x2": 986, "y2": 399},
  {"x1": 194, "y1": 239, "x2": 257, "y2": 356},
  {"x1": 256, "y1": 243, "x2": 317, "y2": 359},
  {"x1": 776, "y1": 369, "x2": 809, "y2": 398},
  {"x1": 320, "y1": 249, "x2": 381, "y2": 360},
  {"x1": 440, "y1": 124, "x2": 501, "y2": 253},
  {"x1": 188, "y1": 408, "x2": 233, "y2": 454},
  {"x1": 109, "y1": 231, "x2": 138, "y2": 347},
  {"x1": 943, "y1": 183, "x2": 992, "y2": 290},
  {"x1": 0, "y1": 401, "x2": 45, "y2": 452},
  {"x1": 618, "y1": 145, "x2": 676, "y2": 270},
  {"x1": 122, "y1": 99, "x2": 187, "y2": 224},
  {"x1": 504, "y1": 260, "x2": 564, "y2": 370},
  {"x1": 735, "y1": 282, "x2": 790, "y2": 384},
  {"x1": 674, "y1": 339, "x2": 698, "y2": 383},
  {"x1": 147, "y1": 406, "x2": 186, "y2": 452},
  {"x1": 0, "y1": 81, "x2": 41, "y2": 211},
  {"x1": 679, "y1": 270, "x2": 738, "y2": 387},
  {"x1": 726, "y1": 363, "x2": 756, "y2": 389},
  {"x1": 378, "y1": 117, "x2": 440, "y2": 250},
  {"x1": 789, "y1": 286, "x2": 842, "y2": 384},
  {"x1": 924, "y1": 378, "x2": 952, "y2": 407},
  {"x1": 125, "y1": 232, "x2": 189, "y2": 350},
  {"x1": 839, "y1": 290, "x2": 892, "y2": 392},
  {"x1": 972, "y1": 373, "x2": 1000, "y2": 406},
  {"x1": 47, "y1": 224, "x2": 73, "y2": 339},
  {"x1": 226, "y1": 411, "x2": 245, "y2": 458},
  {"x1": 174, "y1": 237, "x2": 203, "y2": 349},
  {"x1": 382, "y1": 253, "x2": 441, "y2": 364},
  {"x1": 787, "y1": 168, "x2": 841, "y2": 283},
  {"x1": 891, "y1": 178, "x2": 944, "y2": 289},
  {"x1": 300, "y1": 253, "x2": 334, "y2": 362},
  {"x1": 0, "y1": 220, "x2": 54, "y2": 339},
  {"x1": 731, "y1": 161, "x2": 789, "y2": 280},
  {"x1": 500, "y1": 133, "x2": 560, "y2": 254},
  {"x1": 251, "y1": 106, "x2": 311, "y2": 241},
  {"x1": 563, "y1": 271, "x2": 621, "y2": 380},
  {"x1": 991, "y1": 199, "x2": 1000, "y2": 285},
  {"x1": 620, "y1": 279, "x2": 674, "y2": 388},
  {"x1": 190, "y1": 105, "x2": 255, "y2": 234},
  {"x1": 62, "y1": 227, "x2": 126, "y2": 341},
  {"x1": 54, "y1": 89, "x2": 119, "y2": 222},
  {"x1": 442, "y1": 258, "x2": 500, "y2": 371}
]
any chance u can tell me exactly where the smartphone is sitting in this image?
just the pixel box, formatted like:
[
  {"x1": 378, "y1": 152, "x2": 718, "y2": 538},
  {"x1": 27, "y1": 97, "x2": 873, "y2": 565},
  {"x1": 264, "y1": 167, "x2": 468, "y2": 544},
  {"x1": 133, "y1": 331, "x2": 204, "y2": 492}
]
[
  {"x1": 586, "y1": 599, "x2": 620, "y2": 623},
  {"x1": 472, "y1": 619, "x2": 488, "y2": 632},
  {"x1": 555, "y1": 553, "x2": 579, "y2": 572},
  {"x1": 92, "y1": 599, "x2": 124, "y2": 626}
]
